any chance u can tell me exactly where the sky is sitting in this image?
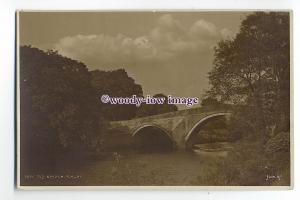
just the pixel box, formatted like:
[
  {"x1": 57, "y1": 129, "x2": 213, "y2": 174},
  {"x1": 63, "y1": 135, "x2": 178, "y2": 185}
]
[{"x1": 19, "y1": 11, "x2": 249, "y2": 108}]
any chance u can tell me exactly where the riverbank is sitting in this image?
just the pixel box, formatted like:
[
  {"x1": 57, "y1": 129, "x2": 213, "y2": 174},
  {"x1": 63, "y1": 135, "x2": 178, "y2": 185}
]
[{"x1": 191, "y1": 137, "x2": 290, "y2": 186}]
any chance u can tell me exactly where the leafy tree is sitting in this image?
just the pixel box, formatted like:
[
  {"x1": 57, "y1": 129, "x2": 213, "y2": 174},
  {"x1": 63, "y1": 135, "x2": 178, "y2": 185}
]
[
  {"x1": 136, "y1": 93, "x2": 178, "y2": 117},
  {"x1": 207, "y1": 12, "x2": 290, "y2": 134},
  {"x1": 201, "y1": 97, "x2": 221, "y2": 107},
  {"x1": 20, "y1": 46, "x2": 104, "y2": 169},
  {"x1": 90, "y1": 69, "x2": 143, "y2": 120}
]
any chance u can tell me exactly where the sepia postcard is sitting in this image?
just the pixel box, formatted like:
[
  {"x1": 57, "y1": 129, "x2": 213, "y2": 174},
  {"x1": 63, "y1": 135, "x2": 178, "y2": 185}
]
[{"x1": 16, "y1": 10, "x2": 293, "y2": 189}]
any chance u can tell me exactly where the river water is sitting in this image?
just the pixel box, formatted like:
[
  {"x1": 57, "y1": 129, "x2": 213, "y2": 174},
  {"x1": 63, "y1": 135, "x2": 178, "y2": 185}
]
[{"x1": 54, "y1": 142, "x2": 233, "y2": 186}]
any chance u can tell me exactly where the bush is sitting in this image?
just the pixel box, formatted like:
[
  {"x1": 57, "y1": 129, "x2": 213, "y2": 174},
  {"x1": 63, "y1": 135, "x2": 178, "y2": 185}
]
[{"x1": 265, "y1": 132, "x2": 290, "y2": 154}]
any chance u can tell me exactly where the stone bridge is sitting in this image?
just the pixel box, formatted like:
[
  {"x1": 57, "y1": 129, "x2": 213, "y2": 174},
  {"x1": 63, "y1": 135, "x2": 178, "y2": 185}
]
[{"x1": 110, "y1": 105, "x2": 233, "y2": 150}]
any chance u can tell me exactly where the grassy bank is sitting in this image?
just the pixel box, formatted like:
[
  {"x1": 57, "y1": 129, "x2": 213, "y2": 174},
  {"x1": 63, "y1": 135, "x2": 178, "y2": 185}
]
[{"x1": 191, "y1": 134, "x2": 290, "y2": 186}]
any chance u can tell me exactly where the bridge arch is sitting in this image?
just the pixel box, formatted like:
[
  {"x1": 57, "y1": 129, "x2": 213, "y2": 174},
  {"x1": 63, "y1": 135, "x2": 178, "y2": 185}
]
[
  {"x1": 132, "y1": 124, "x2": 171, "y2": 138},
  {"x1": 184, "y1": 112, "x2": 231, "y2": 147},
  {"x1": 132, "y1": 124, "x2": 174, "y2": 151}
]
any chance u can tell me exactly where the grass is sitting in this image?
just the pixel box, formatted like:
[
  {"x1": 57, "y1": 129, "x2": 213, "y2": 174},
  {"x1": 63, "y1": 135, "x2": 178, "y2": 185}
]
[{"x1": 191, "y1": 136, "x2": 290, "y2": 186}]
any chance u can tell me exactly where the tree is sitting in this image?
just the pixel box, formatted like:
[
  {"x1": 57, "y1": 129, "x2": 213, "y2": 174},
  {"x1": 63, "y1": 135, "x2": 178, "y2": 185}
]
[
  {"x1": 20, "y1": 46, "x2": 104, "y2": 169},
  {"x1": 90, "y1": 69, "x2": 143, "y2": 120},
  {"x1": 136, "y1": 93, "x2": 178, "y2": 117},
  {"x1": 201, "y1": 97, "x2": 221, "y2": 107},
  {"x1": 207, "y1": 12, "x2": 290, "y2": 134}
]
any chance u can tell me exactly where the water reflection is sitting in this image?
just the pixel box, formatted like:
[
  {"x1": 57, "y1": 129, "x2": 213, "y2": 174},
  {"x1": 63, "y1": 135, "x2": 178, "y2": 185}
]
[
  {"x1": 133, "y1": 126, "x2": 173, "y2": 153},
  {"x1": 192, "y1": 142, "x2": 234, "y2": 158}
]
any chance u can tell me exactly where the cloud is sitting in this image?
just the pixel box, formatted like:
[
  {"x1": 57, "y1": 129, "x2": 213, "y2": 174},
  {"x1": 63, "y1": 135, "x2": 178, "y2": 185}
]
[
  {"x1": 189, "y1": 19, "x2": 219, "y2": 39},
  {"x1": 50, "y1": 14, "x2": 239, "y2": 108},
  {"x1": 53, "y1": 14, "x2": 230, "y2": 68},
  {"x1": 220, "y1": 28, "x2": 235, "y2": 40}
]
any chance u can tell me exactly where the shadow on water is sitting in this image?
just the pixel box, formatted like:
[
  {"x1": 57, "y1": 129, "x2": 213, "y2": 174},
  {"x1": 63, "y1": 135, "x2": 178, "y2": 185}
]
[{"x1": 133, "y1": 126, "x2": 174, "y2": 153}]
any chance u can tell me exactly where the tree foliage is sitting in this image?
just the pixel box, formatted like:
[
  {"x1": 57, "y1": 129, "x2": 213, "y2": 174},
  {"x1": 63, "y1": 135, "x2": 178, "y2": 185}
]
[
  {"x1": 136, "y1": 93, "x2": 178, "y2": 117},
  {"x1": 20, "y1": 46, "x2": 104, "y2": 164},
  {"x1": 207, "y1": 12, "x2": 290, "y2": 134},
  {"x1": 90, "y1": 69, "x2": 143, "y2": 120},
  {"x1": 201, "y1": 97, "x2": 221, "y2": 107}
]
